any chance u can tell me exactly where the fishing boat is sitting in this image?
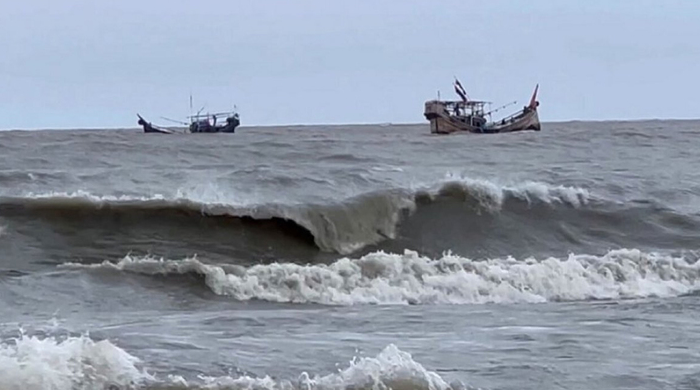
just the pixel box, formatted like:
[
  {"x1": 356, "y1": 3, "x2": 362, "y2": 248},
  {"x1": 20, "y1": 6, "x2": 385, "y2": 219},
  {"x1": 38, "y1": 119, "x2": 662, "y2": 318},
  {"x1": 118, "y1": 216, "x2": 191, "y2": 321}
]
[
  {"x1": 424, "y1": 79, "x2": 540, "y2": 135},
  {"x1": 137, "y1": 97, "x2": 240, "y2": 134},
  {"x1": 137, "y1": 111, "x2": 240, "y2": 134}
]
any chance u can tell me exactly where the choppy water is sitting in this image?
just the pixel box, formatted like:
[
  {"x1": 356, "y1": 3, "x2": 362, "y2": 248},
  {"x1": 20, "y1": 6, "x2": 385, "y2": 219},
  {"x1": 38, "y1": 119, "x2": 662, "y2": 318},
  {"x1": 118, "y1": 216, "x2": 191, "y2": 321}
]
[{"x1": 2, "y1": 121, "x2": 700, "y2": 389}]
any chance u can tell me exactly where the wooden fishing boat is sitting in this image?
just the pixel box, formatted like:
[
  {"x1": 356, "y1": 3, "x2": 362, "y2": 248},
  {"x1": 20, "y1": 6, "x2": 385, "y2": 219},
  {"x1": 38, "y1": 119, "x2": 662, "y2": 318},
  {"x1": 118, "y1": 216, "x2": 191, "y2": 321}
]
[
  {"x1": 137, "y1": 96, "x2": 240, "y2": 134},
  {"x1": 137, "y1": 111, "x2": 240, "y2": 134},
  {"x1": 424, "y1": 80, "x2": 540, "y2": 135}
]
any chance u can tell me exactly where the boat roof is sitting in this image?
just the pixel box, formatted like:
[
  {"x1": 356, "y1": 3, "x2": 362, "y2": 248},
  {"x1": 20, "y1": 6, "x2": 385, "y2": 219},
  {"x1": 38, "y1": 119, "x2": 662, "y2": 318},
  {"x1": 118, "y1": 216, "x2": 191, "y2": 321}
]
[
  {"x1": 188, "y1": 111, "x2": 238, "y2": 120},
  {"x1": 434, "y1": 100, "x2": 492, "y2": 106}
]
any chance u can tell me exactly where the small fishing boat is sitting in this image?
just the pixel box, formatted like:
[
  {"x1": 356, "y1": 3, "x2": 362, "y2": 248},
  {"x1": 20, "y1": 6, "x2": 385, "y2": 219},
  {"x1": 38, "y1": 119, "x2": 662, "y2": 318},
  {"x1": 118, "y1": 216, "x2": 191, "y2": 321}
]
[
  {"x1": 137, "y1": 111, "x2": 240, "y2": 134},
  {"x1": 137, "y1": 97, "x2": 240, "y2": 134},
  {"x1": 424, "y1": 79, "x2": 540, "y2": 135}
]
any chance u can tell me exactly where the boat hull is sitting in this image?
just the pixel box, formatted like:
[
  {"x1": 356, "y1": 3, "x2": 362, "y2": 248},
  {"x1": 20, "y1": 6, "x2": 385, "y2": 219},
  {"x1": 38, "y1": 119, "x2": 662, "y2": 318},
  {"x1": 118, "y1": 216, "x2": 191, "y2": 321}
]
[
  {"x1": 484, "y1": 109, "x2": 540, "y2": 133},
  {"x1": 424, "y1": 100, "x2": 541, "y2": 135},
  {"x1": 427, "y1": 116, "x2": 482, "y2": 134}
]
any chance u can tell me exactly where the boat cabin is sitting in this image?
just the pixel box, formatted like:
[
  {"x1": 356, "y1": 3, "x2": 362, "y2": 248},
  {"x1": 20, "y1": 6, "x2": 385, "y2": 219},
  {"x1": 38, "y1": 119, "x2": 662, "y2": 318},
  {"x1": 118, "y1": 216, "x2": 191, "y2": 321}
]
[
  {"x1": 424, "y1": 99, "x2": 489, "y2": 128},
  {"x1": 187, "y1": 111, "x2": 240, "y2": 133}
]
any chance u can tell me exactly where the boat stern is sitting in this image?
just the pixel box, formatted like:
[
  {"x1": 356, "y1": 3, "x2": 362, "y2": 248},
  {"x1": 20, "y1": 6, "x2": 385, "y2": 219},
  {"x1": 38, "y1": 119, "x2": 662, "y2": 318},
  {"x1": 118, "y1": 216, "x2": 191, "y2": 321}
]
[
  {"x1": 424, "y1": 100, "x2": 450, "y2": 134},
  {"x1": 424, "y1": 100, "x2": 448, "y2": 120}
]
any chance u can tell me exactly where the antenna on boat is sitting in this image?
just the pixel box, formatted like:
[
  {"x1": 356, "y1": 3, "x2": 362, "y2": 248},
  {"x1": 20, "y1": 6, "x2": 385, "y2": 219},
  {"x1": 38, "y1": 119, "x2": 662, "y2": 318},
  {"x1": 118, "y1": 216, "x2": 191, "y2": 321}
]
[{"x1": 189, "y1": 92, "x2": 193, "y2": 118}]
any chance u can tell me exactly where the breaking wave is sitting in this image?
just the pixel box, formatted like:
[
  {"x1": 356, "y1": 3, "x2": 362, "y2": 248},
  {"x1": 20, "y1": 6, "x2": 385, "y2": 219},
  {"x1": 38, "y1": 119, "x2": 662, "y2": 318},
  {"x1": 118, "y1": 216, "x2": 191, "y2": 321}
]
[
  {"x1": 61, "y1": 248, "x2": 700, "y2": 305},
  {"x1": 0, "y1": 331, "x2": 151, "y2": 390},
  {"x1": 0, "y1": 178, "x2": 590, "y2": 255},
  {"x1": 0, "y1": 333, "x2": 460, "y2": 390},
  {"x1": 155, "y1": 344, "x2": 460, "y2": 390}
]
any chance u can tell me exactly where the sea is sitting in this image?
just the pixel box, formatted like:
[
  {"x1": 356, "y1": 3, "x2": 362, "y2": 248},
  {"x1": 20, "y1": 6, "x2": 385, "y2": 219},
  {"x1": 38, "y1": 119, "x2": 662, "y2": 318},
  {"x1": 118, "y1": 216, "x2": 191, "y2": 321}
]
[{"x1": 1, "y1": 120, "x2": 700, "y2": 390}]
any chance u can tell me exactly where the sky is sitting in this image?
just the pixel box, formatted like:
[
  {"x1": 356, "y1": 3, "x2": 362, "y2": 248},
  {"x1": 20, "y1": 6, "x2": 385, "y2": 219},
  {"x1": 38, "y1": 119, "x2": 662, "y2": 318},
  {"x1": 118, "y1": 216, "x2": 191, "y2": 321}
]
[{"x1": 1, "y1": 0, "x2": 699, "y2": 129}]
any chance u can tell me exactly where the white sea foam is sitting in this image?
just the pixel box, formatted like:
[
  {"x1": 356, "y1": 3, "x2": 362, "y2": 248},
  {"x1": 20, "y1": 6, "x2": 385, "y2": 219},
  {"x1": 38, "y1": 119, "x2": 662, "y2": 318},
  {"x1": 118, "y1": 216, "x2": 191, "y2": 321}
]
[
  {"x1": 62, "y1": 248, "x2": 700, "y2": 306},
  {"x1": 14, "y1": 175, "x2": 591, "y2": 212},
  {"x1": 0, "y1": 335, "x2": 460, "y2": 390},
  {"x1": 429, "y1": 174, "x2": 592, "y2": 209},
  {"x1": 0, "y1": 331, "x2": 151, "y2": 390},
  {"x1": 163, "y1": 344, "x2": 460, "y2": 390}
]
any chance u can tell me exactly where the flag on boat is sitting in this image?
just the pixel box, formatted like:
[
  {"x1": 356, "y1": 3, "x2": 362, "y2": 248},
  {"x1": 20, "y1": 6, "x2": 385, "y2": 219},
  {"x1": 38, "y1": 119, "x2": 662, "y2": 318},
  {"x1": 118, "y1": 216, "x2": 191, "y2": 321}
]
[
  {"x1": 529, "y1": 84, "x2": 539, "y2": 109},
  {"x1": 453, "y1": 78, "x2": 468, "y2": 102}
]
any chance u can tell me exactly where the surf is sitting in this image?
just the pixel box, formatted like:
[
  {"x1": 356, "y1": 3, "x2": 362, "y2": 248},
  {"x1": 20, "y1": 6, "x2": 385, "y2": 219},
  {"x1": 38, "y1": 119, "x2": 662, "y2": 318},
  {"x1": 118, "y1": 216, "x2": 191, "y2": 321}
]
[
  {"x1": 60, "y1": 247, "x2": 700, "y2": 306},
  {"x1": 0, "y1": 178, "x2": 590, "y2": 254}
]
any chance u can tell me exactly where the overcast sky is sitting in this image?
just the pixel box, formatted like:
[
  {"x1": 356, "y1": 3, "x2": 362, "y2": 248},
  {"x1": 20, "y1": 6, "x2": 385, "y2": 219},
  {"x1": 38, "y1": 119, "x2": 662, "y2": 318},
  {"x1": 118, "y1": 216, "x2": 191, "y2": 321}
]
[{"x1": 1, "y1": 0, "x2": 698, "y2": 129}]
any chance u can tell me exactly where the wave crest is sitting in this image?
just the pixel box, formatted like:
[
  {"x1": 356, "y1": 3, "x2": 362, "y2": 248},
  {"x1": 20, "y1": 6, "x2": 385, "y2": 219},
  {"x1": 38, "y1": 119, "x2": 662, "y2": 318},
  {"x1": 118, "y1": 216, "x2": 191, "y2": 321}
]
[
  {"x1": 0, "y1": 331, "x2": 151, "y2": 390},
  {"x1": 0, "y1": 334, "x2": 460, "y2": 390},
  {"x1": 0, "y1": 178, "x2": 591, "y2": 255},
  {"x1": 169, "y1": 344, "x2": 457, "y2": 390},
  {"x1": 61, "y1": 248, "x2": 700, "y2": 305}
]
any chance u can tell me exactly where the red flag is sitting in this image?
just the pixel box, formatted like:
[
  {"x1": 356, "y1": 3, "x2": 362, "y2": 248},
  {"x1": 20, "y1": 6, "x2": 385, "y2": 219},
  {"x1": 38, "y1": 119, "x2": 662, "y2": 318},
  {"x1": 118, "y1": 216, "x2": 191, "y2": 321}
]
[{"x1": 529, "y1": 84, "x2": 539, "y2": 109}]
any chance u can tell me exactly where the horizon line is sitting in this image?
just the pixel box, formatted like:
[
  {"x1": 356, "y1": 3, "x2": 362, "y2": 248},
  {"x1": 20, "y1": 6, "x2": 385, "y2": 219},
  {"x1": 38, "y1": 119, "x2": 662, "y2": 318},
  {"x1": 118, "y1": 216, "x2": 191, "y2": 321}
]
[{"x1": 1, "y1": 116, "x2": 699, "y2": 132}]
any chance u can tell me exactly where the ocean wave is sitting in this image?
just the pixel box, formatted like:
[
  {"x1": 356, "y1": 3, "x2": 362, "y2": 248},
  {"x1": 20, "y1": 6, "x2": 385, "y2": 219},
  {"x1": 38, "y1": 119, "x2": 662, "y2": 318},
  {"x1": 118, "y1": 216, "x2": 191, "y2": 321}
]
[
  {"x1": 155, "y1": 344, "x2": 460, "y2": 390},
  {"x1": 0, "y1": 334, "x2": 460, "y2": 390},
  {"x1": 60, "y1": 248, "x2": 700, "y2": 305},
  {"x1": 0, "y1": 331, "x2": 151, "y2": 390},
  {"x1": 0, "y1": 178, "x2": 590, "y2": 255},
  {"x1": 0, "y1": 170, "x2": 73, "y2": 186}
]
